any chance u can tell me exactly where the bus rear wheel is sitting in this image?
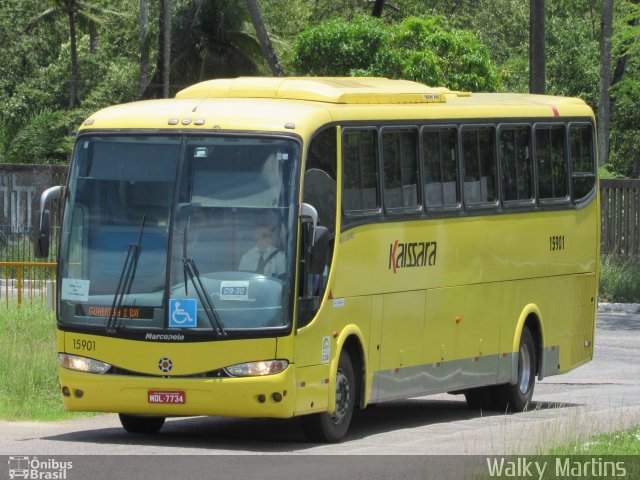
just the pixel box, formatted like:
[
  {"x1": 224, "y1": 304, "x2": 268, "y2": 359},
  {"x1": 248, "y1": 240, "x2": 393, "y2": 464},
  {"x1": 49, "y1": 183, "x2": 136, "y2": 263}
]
[
  {"x1": 301, "y1": 350, "x2": 355, "y2": 443},
  {"x1": 495, "y1": 327, "x2": 537, "y2": 412},
  {"x1": 119, "y1": 414, "x2": 166, "y2": 434},
  {"x1": 464, "y1": 386, "x2": 492, "y2": 410}
]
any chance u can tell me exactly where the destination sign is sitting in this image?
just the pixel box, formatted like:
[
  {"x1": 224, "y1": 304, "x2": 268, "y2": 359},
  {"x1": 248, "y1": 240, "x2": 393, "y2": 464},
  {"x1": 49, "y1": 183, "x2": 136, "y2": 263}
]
[{"x1": 75, "y1": 305, "x2": 155, "y2": 319}]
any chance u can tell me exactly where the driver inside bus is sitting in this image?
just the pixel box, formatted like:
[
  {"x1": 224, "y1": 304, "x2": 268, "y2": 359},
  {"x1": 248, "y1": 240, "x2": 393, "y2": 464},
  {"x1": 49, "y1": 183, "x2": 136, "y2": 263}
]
[{"x1": 238, "y1": 223, "x2": 285, "y2": 277}]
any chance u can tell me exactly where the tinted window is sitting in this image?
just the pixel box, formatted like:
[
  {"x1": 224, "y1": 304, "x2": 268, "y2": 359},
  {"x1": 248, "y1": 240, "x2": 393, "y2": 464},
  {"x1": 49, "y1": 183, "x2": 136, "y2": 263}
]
[
  {"x1": 305, "y1": 127, "x2": 337, "y2": 233},
  {"x1": 500, "y1": 126, "x2": 533, "y2": 202},
  {"x1": 422, "y1": 128, "x2": 459, "y2": 208},
  {"x1": 462, "y1": 127, "x2": 497, "y2": 205},
  {"x1": 343, "y1": 129, "x2": 379, "y2": 213},
  {"x1": 536, "y1": 125, "x2": 568, "y2": 200},
  {"x1": 570, "y1": 124, "x2": 596, "y2": 201},
  {"x1": 382, "y1": 128, "x2": 419, "y2": 210}
]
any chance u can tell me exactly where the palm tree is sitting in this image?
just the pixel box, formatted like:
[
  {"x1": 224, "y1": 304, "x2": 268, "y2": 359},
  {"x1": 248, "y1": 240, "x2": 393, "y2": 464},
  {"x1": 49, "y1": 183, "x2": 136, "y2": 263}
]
[
  {"x1": 598, "y1": 0, "x2": 613, "y2": 167},
  {"x1": 246, "y1": 0, "x2": 284, "y2": 76},
  {"x1": 139, "y1": 0, "x2": 151, "y2": 96},
  {"x1": 30, "y1": 0, "x2": 118, "y2": 108},
  {"x1": 142, "y1": 0, "x2": 268, "y2": 98},
  {"x1": 529, "y1": 0, "x2": 545, "y2": 94},
  {"x1": 371, "y1": 0, "x2": 386, "y2": 17},
  {"x1": 159, "y1": 0, "x2": 171, "y2": 98}
]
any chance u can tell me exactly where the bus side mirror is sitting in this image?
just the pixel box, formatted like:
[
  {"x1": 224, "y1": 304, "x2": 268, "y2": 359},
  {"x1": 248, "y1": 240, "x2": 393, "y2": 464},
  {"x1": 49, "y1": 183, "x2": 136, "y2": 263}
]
[
  {"x1": 34, "y1": 210, "x2": 51, "y2": 258},
  {"x1": 308, "y1": 226, "x2": 329, "y2": 275},
  {"x1": 34, "y1": 186, "x2": 64, "y2": 258}
]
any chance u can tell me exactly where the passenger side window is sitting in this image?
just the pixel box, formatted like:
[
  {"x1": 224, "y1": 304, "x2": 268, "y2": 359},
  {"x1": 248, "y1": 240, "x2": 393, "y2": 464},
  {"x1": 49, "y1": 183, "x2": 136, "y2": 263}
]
[
  {"x1": 342, "y1": 129, "x2": 379, "y2": 214},
  {"x1": 304, "y1": 128, "x2": 337, "y2": 234},
  {"x1": 570, "y1": 124, "x2": 596, "y2": 201},
  {"x1": 382, "y1": 128, "x2": 419, "y2": 210},
  {"x1": 536, "y1": 125, "x2": 568, "y2": 200},
  {"x1": 422, "y1": 127, "x2": 459, "y2": 208},
  {"x1": 299, "y1": 127, "x2": 338, "y2": 328},
  {"x1": 461, "y1": 127, "x2": 497, "y2": 206},
  {"x1": 500, "y1": 126, "x2": 533, "y2": 203}
]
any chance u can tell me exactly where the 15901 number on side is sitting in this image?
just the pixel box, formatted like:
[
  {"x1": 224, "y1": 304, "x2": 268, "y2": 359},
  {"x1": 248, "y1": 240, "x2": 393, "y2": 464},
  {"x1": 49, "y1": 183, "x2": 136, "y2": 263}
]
[{"x1": 549, "y1": 235, "x2": 565, "y2": 251}]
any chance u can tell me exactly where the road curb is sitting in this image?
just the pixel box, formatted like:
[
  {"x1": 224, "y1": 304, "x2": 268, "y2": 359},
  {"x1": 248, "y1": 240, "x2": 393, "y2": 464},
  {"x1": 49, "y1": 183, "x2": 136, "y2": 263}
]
[{"x1": 597, "y1": 302, "x2": 640, "y2": 314}]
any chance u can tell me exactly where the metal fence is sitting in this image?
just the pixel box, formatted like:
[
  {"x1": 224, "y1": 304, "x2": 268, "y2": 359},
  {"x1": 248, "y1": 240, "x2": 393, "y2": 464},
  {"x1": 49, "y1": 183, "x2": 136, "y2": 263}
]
[
  {"x1": 600, "y1": 179, "x2": 640, "y2": 257},
  {"x1": 0, "y1": 225, "x2": 58, "y2": 261},
  {"x1": 1, "y1": 180, "x2": 639, "y2": 304},
  {"x1": 0, "y1": 261, "x2": 56, "y2": 308},
  {"x1": 0, "y1": 225, "x2": 58, "y2": 307}
]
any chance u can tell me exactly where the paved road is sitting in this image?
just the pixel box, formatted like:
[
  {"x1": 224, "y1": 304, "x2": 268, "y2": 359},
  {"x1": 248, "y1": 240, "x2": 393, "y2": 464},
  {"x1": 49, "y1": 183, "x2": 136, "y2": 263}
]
[{"x1": 1, "y1": 312, "x2": 638, "y2": 476}]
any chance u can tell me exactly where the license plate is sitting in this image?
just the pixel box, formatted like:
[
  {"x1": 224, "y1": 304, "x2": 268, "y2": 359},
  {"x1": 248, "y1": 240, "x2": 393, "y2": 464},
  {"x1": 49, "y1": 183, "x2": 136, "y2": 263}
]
[{"x1": 148, "y1": 390, "x2": 186, "y2": 404}]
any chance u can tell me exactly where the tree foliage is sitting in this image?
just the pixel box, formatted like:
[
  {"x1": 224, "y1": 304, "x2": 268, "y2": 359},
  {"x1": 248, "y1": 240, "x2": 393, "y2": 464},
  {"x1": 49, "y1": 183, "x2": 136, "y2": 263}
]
[
  {"x1": 0, "y1": 0, "x2": 271, "y2": 164},
  {"x1": 291, "y1": 15, "x2": 500, "y2": 92},
  {"x1": 608, "y1": 0, "x2": 640, "y2": 176},
  {"x1": 0, "y1": 0, "x2": 639, "y2": 176},
  {"x1": 291, "y1": 16, "x2": 388, "y2": 76}
]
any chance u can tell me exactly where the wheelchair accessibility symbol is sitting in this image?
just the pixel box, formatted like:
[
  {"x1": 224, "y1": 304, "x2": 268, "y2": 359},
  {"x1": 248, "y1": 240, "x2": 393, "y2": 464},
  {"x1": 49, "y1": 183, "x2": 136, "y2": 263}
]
[{"x1": 169, "y1": 299, "x2": 197, "y2": 328}]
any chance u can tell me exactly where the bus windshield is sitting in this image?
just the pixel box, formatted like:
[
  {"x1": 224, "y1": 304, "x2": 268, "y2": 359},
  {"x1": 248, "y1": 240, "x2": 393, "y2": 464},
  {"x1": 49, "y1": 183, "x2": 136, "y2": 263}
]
[{"x1": 58, "y1": 135, "x2": 299, "y2": 337}]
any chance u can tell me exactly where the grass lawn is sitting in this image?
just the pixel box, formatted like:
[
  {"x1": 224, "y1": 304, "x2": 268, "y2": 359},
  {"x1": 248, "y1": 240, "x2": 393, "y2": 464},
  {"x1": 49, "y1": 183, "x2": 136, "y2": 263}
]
[
  {"x1": 547, "y1": 424, "x2": 640, "y2": 455},
  {"x1": 0, "y1": 301, "x2": 85, "y2": 421}
]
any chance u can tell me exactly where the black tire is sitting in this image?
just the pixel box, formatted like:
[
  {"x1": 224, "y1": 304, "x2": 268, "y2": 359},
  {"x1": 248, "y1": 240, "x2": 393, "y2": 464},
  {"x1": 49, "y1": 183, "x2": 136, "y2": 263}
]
[
  {"x1": 119, "y1": 414, "x2": 166, "y2": 434},
  {"x1": 494, "y1": 327, "x2": 537, "y2": 412},
  {"x1": 301, "y1": 350, "x2": 355, "y2": 443},
  {"x1": 464, "y1": 386, "x2": 492, "y2": 410}
]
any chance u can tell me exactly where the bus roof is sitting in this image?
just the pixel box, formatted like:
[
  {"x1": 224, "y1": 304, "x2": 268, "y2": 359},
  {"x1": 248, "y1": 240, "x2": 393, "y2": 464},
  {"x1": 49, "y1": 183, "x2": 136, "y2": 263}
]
[
  {"x1": 176, "y1": 77, "x2": 452, "y2": 104},
  {"x1": 80, "y1": 77, "x2": 594, "y2": 135}
]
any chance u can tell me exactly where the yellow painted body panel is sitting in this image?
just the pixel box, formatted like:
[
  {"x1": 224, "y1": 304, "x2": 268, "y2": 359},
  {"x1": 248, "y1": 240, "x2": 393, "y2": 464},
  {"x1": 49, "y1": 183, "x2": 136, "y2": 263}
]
[
  {"x1": 424, "y1": 288, "x2": 461, "y2": 364},
  {"x1": 332, "y1": 204, "x2": 598, "y2": 391},
  {"x1": 380, "y1": 291, "x2": 426, "y2": 371},
  {"x1": 62, "y1": 331, "x2": 276, "y2": 376}
]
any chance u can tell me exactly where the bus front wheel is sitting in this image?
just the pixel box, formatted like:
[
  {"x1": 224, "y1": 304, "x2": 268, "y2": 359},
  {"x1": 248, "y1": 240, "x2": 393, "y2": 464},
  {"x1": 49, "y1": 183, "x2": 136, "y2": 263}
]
[
  {"x1": 119, "y1": 414, "x2": 166, "y2": 434},
  {"x1": 301, "y1": 350, "x2": 355, "y2": 443}
]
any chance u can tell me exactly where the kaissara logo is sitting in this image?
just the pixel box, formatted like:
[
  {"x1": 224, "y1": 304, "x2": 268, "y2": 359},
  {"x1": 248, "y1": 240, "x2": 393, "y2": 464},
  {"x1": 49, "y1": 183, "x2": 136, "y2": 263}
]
[{"x1": 388, "y1": 240, "x2": 437, "y2": 273}]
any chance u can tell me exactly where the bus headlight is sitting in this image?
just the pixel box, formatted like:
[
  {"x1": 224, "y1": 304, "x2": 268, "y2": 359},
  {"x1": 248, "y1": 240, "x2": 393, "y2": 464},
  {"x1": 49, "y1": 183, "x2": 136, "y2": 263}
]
[
  {"x1": 59, "y1": 354, "x2": 111, "y2": 374},
  {"x1": 224, "y1": 360, "x2": 288, "y2": 377}
]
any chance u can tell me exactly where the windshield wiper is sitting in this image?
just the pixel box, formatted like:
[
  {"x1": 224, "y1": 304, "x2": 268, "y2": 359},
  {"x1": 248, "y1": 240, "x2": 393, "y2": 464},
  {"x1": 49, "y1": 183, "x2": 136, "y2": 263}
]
[
  {"x1": 106, "y1": 214, "x2": 146, "y2": 335},
  {"x1": 181, "y1": 217, "x2": 227, "y2": 337}
]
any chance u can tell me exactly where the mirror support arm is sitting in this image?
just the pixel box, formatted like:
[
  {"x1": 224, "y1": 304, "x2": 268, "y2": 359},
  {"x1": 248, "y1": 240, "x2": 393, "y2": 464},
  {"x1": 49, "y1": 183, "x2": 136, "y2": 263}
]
[{"x1": 299, "y1": 203, "x2": 318, "y2": 245}]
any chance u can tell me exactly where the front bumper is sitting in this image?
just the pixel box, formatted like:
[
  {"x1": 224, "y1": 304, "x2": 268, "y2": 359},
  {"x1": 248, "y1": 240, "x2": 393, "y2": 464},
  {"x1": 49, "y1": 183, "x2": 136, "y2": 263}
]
[{"x1": 58, "y1": 365, "x2": 296, "y2": 418}]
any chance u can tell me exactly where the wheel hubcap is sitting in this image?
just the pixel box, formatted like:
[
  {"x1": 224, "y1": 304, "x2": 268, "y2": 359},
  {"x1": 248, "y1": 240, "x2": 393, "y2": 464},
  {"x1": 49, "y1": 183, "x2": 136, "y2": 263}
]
[
  {"x1": 331, "y1": 367, "x2": 351, "y2": 424},
  {"x1": 518, "y1": 343, "x2": 532, "y2": 395}
]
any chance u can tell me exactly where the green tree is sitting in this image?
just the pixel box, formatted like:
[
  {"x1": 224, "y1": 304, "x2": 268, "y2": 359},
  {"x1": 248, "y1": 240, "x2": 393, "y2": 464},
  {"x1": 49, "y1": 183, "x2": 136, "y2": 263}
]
[
  {"x1": 29, "y1": 0, "x2": 121, "y2": 108},
  {"x1": 290, "y1": 16, "x2": 388, "y2": 76},
  {"x1": 290, "y1": 15, "x2": 500, "y2": 92},
  {"x1": 609, "y1": 0, "x2": 640, "y2": 176}
]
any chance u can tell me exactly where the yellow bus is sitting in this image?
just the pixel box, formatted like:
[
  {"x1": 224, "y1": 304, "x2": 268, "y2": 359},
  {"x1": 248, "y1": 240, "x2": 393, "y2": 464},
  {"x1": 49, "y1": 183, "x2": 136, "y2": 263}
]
[{"x1": 36, "y1": 77, "x2": 599, "y2": 442}]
